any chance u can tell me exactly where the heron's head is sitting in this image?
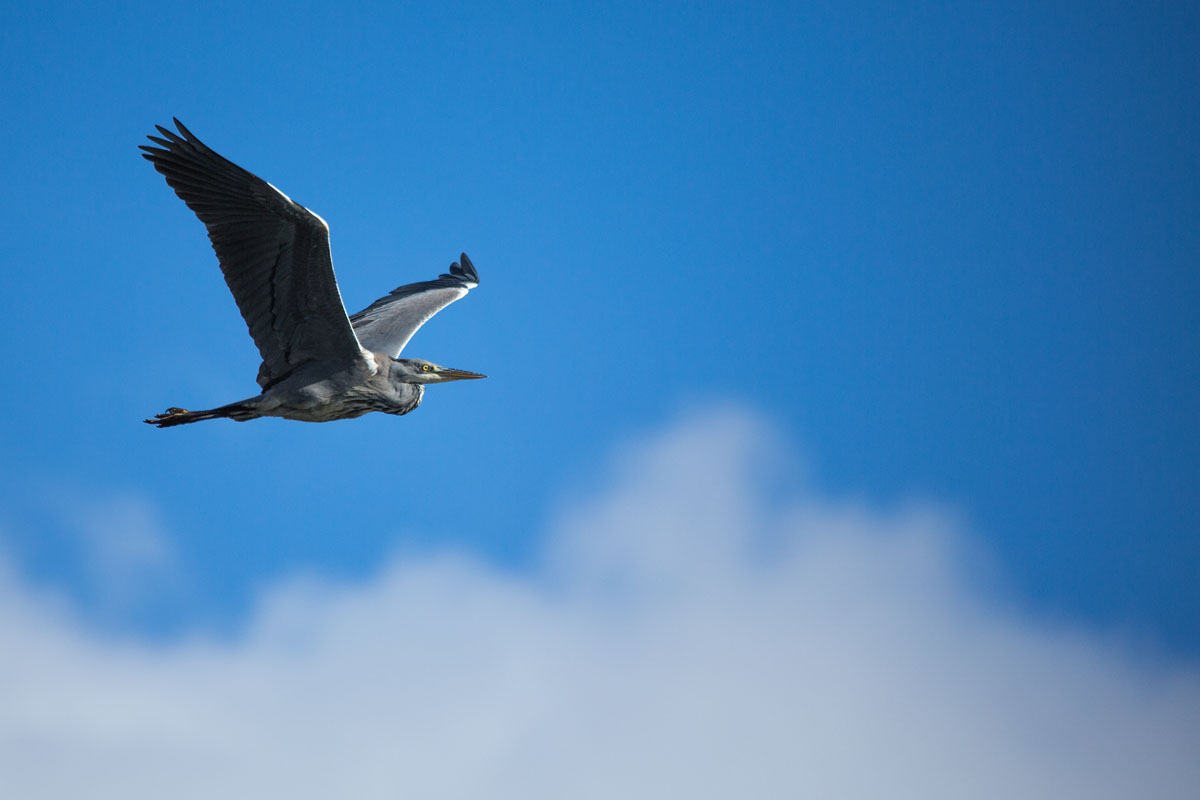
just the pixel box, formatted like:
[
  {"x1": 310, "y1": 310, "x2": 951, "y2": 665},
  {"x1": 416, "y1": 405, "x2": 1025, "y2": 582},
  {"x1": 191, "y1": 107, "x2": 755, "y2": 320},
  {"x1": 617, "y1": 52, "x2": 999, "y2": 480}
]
[{"x1": 391, "y1": 357, "x2": 487, "y2": 384}]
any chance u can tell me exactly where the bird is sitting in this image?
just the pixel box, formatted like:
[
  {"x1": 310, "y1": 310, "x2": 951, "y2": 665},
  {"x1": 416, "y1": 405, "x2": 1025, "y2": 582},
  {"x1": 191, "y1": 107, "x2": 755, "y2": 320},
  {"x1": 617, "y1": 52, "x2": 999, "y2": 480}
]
[{"x1": 140, "y1": 119, "x2": 485, "y2": 428}]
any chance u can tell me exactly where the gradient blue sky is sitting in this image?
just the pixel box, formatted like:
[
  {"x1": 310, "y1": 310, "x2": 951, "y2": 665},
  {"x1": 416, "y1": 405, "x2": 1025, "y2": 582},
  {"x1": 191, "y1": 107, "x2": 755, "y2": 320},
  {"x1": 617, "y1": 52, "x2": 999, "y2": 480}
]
[{"x1": 0, "y1": 0, "x2": 1196, "y2": 661}]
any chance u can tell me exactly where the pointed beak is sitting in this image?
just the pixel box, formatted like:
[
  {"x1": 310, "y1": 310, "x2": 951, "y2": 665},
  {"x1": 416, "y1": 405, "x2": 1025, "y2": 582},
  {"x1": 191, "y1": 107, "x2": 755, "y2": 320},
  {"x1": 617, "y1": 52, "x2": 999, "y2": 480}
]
[{"x1": 438, "y1": 367, "x2": 487, "y2": 381}]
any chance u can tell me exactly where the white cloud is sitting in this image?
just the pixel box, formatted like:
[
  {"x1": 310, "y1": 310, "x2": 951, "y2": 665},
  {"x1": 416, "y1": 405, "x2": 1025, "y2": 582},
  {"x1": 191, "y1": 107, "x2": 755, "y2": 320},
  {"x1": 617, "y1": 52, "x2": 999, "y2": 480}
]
[{"x1": 0, "y1": 408, "x2": 1197, "y2": 799}]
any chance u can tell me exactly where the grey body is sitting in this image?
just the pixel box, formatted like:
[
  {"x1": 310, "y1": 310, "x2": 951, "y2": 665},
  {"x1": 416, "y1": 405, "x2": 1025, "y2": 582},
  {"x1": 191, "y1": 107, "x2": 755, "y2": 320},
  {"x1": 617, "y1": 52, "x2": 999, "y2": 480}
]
[
  {"x1": 226, "y1": 356, "x2": 423, "y2": 423},
  {"x1": 140, "y1": 120, "x2": 484, "y2": 428}
]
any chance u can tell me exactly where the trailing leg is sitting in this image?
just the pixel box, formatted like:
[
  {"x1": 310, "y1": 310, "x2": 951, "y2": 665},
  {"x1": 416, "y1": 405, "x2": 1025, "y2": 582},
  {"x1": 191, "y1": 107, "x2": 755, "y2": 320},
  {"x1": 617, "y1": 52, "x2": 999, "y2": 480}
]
[{"x1": 144, "y1": 401, "x2": 259, "y2": 428}]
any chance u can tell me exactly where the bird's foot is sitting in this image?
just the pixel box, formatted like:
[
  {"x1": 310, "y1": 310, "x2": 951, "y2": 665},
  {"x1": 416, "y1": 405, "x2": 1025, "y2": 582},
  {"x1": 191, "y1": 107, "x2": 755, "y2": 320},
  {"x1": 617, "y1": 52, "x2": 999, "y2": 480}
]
[{"x1": 144, "y1": 407, "x2": 189, "y2": 425}]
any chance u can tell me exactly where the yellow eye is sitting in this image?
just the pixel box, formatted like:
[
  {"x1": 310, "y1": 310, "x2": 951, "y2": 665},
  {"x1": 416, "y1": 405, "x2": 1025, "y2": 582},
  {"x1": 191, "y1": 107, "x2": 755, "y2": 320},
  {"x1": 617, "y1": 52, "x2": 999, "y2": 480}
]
[{"x1": 422, "y1": 364, "x2": 433, "y2": 371}]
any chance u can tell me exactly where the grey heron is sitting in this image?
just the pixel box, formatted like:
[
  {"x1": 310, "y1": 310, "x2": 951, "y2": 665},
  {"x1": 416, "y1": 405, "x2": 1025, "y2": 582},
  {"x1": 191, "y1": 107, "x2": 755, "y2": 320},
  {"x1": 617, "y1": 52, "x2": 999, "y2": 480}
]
[{"x1": 140, "y1": 119, "x2": 485, "y2": 428}]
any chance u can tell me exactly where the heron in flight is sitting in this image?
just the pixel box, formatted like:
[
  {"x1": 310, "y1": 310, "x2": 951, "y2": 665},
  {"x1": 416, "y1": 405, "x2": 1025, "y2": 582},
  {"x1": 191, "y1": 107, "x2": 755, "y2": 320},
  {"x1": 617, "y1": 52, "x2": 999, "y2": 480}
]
[{"x1": 140, "y1": 119, "x2": 485, "y2": 428}]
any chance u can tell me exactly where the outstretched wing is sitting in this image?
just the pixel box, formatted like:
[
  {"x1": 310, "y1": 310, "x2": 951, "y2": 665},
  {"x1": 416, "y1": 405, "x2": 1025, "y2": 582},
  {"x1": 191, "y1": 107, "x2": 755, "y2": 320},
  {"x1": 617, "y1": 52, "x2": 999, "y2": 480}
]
[
  {"x1": 141, "y1": 119, "x2": 367, "y2": 388},
  {"x1": 350, "y1": 254, "x2": 479, "y2": 357}
]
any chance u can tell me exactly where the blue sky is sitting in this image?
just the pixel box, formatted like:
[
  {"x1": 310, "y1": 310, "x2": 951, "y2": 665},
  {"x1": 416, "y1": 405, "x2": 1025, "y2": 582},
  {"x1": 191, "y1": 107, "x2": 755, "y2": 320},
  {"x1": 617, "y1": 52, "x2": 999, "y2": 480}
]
[
  {"x1": 4, "y1": 0, "x2": 1192, "y2": 646},
  {"x1": 0, "y1": 2, "x2": 1198, "y2": 792}
]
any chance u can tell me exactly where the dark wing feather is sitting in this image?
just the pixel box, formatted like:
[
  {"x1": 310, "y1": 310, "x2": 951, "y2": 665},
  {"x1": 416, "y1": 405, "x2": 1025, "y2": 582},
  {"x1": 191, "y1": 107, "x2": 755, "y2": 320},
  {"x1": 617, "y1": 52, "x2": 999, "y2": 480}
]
[
  {"x1": 141, "y1": 119, "x2": 366, "y2": 388},
  {"x1": 350, "y1": 254, "x2": 480, "y2": 357}
]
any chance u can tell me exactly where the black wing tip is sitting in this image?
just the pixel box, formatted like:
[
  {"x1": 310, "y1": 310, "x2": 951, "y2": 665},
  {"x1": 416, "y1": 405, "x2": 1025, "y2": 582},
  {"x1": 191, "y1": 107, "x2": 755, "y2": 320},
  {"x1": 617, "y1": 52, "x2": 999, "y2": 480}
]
[
  {"x1": 452, "y1": 252, "x2": 479, "y2": 284},
  {"x1": 145, "y1": 118, "x2": 204, "y2": 151}
]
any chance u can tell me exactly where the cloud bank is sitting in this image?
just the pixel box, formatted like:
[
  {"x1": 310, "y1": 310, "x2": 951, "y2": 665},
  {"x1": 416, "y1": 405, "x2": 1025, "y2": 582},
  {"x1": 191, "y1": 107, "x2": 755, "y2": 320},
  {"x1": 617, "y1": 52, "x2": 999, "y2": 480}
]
[{"x1": 1, "y1": 409, "x2": 1197, "y2": 798}]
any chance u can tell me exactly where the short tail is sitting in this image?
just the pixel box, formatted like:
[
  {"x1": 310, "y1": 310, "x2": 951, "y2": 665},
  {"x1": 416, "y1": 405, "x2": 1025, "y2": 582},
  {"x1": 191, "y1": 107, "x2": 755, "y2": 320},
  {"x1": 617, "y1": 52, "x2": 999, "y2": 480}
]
[{"x1": 144, "y1": 402, "x2": 257, "y2": 428}]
